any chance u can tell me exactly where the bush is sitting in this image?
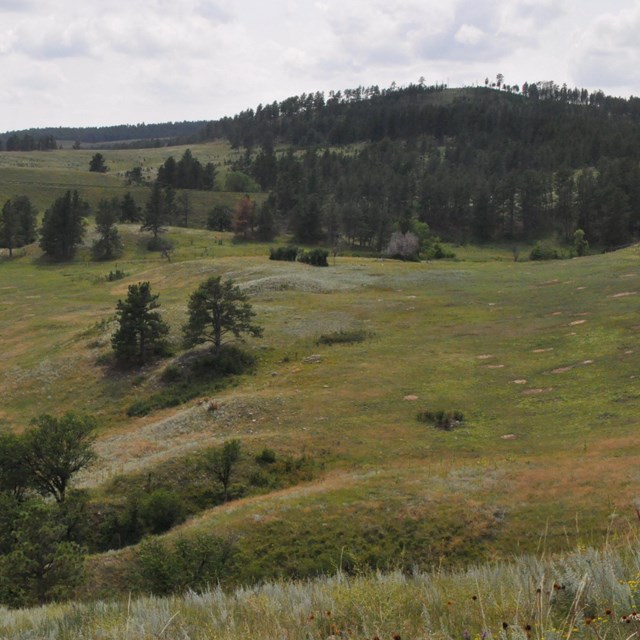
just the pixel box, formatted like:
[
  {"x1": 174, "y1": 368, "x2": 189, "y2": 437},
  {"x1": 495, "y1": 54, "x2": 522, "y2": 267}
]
[
  {"x1": 139, "y1": 489, "x2": 185, "y2": 534},
  {"x1": 269, "y1": 246, "x2": 299, "y2": 261},
  {"x1": 106, "y1": 269, "x2": 127, "y2": 282},
  {"x1": 417, "y1": 410, "x2": 465, "y2": 430},
  {"x1": 317, "y1": 329, "x2": 371, "y2": 346},
  {"x1": 224, "y1": 171, "x2": 260, "y2": 193},
  {"x1": 146, "y1": 237, "x2": 174, "y2": 252},
  {"x1": 255, "y1": 448, "x2": 277, "y2": 464},
  {"x1": 136, "y1": 534, "x2": 236, "y2": 596},
  {"x1": 529, "y1": 243, "x2": 561, "y2": 261},
  {"x1": 298, "y1": 248, "x2": 329, "y2": 266},
  {"x1": 425, "y1": 242, "x2": 456, "y2": 260}
]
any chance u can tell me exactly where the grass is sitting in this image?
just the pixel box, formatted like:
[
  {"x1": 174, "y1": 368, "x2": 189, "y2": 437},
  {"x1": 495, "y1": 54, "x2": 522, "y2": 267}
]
[
  {"x1": 5, "y1": 538, "x2": 640, "y2": 639},
  {"x1": 1, "y1": 149, "x2": 640, "y2": 604}
]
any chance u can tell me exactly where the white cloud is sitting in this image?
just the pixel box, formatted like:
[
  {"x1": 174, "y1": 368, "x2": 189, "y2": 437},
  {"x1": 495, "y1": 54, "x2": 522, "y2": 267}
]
[{"x1": 0, "y1": 0, "x2": 637, "y2": 129}]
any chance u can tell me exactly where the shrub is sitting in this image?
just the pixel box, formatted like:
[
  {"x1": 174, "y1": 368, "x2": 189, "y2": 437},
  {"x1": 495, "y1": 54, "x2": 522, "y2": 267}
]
[
  {"x1": 139, "y1": 489, "x2": 185, "y2": 534},
  {"x1": 298, "y1": 248, "x2": 329, "y2": 266},
  {"x1": 529, "y1": 243, "x2": 561, "y2": 261},
  {"x1": 255, "y1": 448, "x2": 277, "y2": 464},
  {"x1": 106, "y1": 269, "x2": 127, "y2": 282},
  {"x1": 317, "y1": 329, "x2": 372, "y2": 346},
  {"x1": 428, "y1": 242, "x2": 456, "y2": 259},
  {"x1": 417, "y1": 410, "x2": 465, "y2": 430},
  {"x1": 269, "y1": 246, "x2": 299, "y2": 261},
  {"x1": 136, "y1": 533, "x2": 236, "y2": 596}
]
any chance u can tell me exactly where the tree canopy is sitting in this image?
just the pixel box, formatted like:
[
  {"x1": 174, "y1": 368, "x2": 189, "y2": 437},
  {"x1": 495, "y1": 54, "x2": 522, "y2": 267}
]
[
  {"x1": 39, "y1": 190, "x2": 88, "y2": 260},
  {"x1": 112, "y1": 282, "x2": 170, "y2": 365},
  {"x1": 183, "y1": 276, "x2": 263, "y2": 353}
]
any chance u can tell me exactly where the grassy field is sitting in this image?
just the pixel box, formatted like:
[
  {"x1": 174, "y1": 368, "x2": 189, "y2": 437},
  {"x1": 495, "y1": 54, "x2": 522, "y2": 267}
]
[
  {"x1": 0, "y1": 142, "x2": 251, "y2": 223},
  {"x1": 2, "y1": 217, "x2": 640, "y2": 603}
]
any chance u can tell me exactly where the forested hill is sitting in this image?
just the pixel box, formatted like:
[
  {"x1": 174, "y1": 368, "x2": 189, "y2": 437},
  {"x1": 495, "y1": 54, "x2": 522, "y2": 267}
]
[
  {"x1": 4, "y1": 81, "x2": 640, "y2": 248},
  {"x1": 208, "y1": 82, "x2": 640, "y2": 250},
  {"x1": 0, "y1": 120, "x2": 207, "y2": 149}
]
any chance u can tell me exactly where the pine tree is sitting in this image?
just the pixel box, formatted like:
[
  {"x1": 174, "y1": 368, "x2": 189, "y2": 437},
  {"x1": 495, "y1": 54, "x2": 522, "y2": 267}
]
[
  {"x1": 39, "y1": 191, "x2": 88, "y2": 261},
  {"x1": 112, "y1": 282, "x2": 170, "y2": 365}
]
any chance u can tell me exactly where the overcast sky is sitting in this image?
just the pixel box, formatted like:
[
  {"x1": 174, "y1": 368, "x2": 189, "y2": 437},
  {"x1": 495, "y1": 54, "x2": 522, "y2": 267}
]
[{"x1": 0, "y1": 0, "x2": 638, "y2": 131}]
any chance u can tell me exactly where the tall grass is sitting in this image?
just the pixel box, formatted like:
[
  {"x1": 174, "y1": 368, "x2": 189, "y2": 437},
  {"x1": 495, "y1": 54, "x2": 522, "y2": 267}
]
[{"x1": 3, "y1": 540, "x2": 640, "y2": 639}]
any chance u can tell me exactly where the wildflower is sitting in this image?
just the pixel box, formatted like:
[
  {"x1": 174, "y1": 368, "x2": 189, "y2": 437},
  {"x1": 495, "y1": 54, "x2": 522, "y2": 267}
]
[
  {"x1": 585, "y1": 617, "x2": 593, "y2": 625},
  {"x1": 605, "y1": 609, "x2": 612, "y2": 616},
  {"x1": 503, "y1": 622, "x2": 509, "y2": 630},
  {"x1": 525, "y1": 625, "x2": 532, "y2": 632},
  {"x1": 472, "y1": 595, "x2": 478, "y2": 601}
]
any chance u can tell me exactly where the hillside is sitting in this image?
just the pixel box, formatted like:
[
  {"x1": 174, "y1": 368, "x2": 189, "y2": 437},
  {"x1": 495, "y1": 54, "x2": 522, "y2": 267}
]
[
  {"x1": 2, "y1": 83, "x2": 640, "y2": 623},
  {"x1": 2, "y1": 223, "x2": 640, "y2": 599}
]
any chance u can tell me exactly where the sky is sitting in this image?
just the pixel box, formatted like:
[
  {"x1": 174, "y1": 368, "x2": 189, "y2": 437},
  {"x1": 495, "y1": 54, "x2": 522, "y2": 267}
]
[{"x1": 0, "y1": 0, "x2": 639, "y2": 131}]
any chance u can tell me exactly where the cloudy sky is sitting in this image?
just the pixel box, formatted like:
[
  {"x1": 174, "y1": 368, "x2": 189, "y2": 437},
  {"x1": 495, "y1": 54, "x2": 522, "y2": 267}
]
[{"x1": 0, "y1": 0, "x2": 638, "y2": 131}]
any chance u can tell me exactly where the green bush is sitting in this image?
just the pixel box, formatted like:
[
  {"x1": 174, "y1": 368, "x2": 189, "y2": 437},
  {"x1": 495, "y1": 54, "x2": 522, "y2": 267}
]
[
  {"x1": 417, "y1": 410, "x2": 465, "y2": 430},
  {"x1": 139, "y1": 489, "x2": 185, "y2": 534},
  {"x1": 255, "y1": 448, "x2": 277, "y2": 464},
  {"x1": 426, "y1": 243, "x2": 456, "y2": 260},
  {"x1": 529, "y1": 243, "x2": 561, "y2": 261},
  {"x1": 106, "y1": 269, "x2": 127, "y2": 282},
  {"x1": 136, "y1": 534, "x2": 236, "y2": 596},
  {"x1": 298, "y1": 248, "x2": 329, "y2": 266},
  {"x1": 317, "y1": 329, "x2": 371, "y2": 346},
  {"x1": 269, "y1": 246, "x2": 299, "y2": 261}
]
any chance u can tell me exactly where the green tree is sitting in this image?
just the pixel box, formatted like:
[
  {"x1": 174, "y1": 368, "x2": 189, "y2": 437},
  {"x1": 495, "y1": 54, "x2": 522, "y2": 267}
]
[
  {"x1": 89, "y1": 152, "x2": 108, "y2": 173},
  {"x1": 206, "y1": 440, "x2": 241, "y2": 502},
  {"x1": 0, "y1": 195, "x2": 37, "y2": 256},
  {"x1": 182, "y1": 276, "x2": 263, "y2": 354},
  {"x1": 120, "y1": 192, "x2": 141, "y2": 222},
  {"x1": 39, "y1": 190, "x2": 88, "y2": 260},
  {"x1": 0, "y1": 499, "x2": 85, "y2": 607},
  {"x1": 141, "y1": 181, "x2": 171, "y2": 246},
  {"x1": 23, "y1": 413, "x2": 97, "y2": 504},
  {"x1": 91, "y1": 198, "x2": 123, "y2": 260},
  {"x1": 0, "y1": 432, "x2": 32, "y2": 500},
  {"x1": 573, "y1": 228, "x2": 589, "y2": 256},
  {"x1": 112, "y1": 282, "x2": 170, "y2": 365}
]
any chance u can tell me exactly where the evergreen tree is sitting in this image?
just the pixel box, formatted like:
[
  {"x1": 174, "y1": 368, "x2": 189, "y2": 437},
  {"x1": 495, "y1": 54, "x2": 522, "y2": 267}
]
[
  {"x1": 39, "y1": 191, "x2": 88, "y2": 261},
  {"x1": 141, "y1": 182, "x2": 170, "y2": 246},
  {"x1": 120, "y1": 192, "x2": 141, "y2": 223},
  {"x1": 182, "y1": 276, "x2": 262, "y2": 354},
  {"x1": 91, "y1": 199, "x2": 123, "y2": 260},
  {"x1": 112, "y1": 282, "x2": 170, "y2": 365},
  {"x1": 0, "y1": 195, "x2": 37, "y2": 256}
]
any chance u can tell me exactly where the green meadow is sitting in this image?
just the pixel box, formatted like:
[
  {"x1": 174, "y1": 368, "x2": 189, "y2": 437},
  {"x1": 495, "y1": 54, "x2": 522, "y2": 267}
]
[{"x1": 2, "y1": 216, "x2": 640, "y2": 594}]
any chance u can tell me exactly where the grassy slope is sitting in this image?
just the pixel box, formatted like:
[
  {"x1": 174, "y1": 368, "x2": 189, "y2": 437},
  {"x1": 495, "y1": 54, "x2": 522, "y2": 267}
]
[
  {"x1": 0, "y1": 142, "x2": 251, "y2": 225},
  {"x1": 2, "y1": 216, "x2": 640, "y2": 595}
]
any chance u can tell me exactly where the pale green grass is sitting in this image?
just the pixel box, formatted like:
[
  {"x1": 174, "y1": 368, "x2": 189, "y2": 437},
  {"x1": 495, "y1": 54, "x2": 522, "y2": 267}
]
[{"x1": 3, "y1": 540, "x2": 640, "y2": 639}]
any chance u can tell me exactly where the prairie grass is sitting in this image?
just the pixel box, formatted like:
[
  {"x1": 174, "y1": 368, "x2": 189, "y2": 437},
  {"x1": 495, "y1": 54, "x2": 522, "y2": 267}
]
[{"x1": 4, "y1": 540, "x2": 640, "y2": 639}]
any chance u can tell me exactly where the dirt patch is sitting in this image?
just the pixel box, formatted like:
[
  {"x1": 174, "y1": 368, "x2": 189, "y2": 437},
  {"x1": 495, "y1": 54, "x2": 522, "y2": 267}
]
[
  {"x1": 501, "y1": 434, "x2": 517, "y2": 440},
  {"x1": 583, "y1": 360, "x2": 594, "y2": 365},
  {"x1": 476, "y1": 354, "x2": 494, "y2": 360},
  {"x1": 610, "y1": 291, "x2": 637, "y2": 298},
  {"x1": 522, "y1": 387, "x2": 553, "y2": 395},
  {"x1": 569, "y1": 320, "x2": 587, "y2": 326},
  {"x1": 485, "y1": 364, "x2": 505, "y2": 369},
  {"x1": 403, "y1": 395, "x2": 419, "y2": 401},
  {"x1": 532, "y1": 348, "x2": 553, "y2": 353},
  {"x1": 512, "y1": 379, "x2": 527, "y2": 384},
  {"x1": 551, "y1": 311, "x2": 563, "y2": 316}
]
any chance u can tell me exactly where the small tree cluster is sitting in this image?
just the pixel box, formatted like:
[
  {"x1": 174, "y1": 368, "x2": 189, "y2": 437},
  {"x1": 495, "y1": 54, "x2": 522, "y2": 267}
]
[
  {"x1": 0, "y1": 412, "x2": 97, "y2": 608},
  {"x1": 157, "y1": 149, "x2": 216, "y2": 190},
  {"x1": 39, "y1": 190, "x2": 89, "y2": 261},
  {"x1": 0, "y1": 195, "x2": 37, "y2": 256},
  {"x1": 111, "y1": 276, "x2": 262, "y2": 366}
]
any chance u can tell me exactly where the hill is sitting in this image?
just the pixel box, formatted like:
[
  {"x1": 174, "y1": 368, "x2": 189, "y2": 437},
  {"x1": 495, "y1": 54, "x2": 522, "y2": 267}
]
[{"x1": 2, "y1": 81, "x2": 640, "y2": 619}]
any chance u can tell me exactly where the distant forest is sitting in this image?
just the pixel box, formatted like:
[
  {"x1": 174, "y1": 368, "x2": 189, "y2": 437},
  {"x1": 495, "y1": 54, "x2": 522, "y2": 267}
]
[{"x1": 4, "y1": 80, "x2": 640, "y2": 247}]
